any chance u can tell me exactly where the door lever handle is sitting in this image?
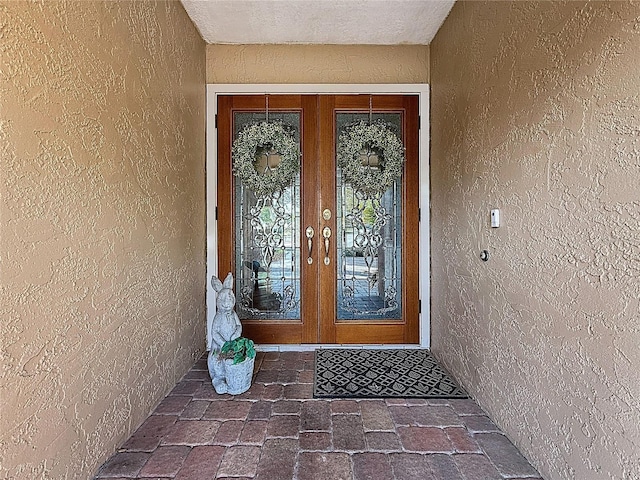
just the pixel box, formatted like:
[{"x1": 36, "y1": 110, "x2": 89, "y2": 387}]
[
  {"x1": 322, "y1": 226, "x2": 331, "y2": 265},
  {"x1": 305, "y1": 226, "x2": 315, "y2": 264}
]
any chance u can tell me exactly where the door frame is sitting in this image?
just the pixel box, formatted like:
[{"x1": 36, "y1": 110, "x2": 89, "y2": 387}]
[{"x1": 206, "y1": 84, "x2": 430, "y2": 348}]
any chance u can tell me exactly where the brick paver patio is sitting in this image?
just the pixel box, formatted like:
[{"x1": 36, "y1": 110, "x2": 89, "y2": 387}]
[{"x1": 94, "y1": 351, "x2": 542, "y2": 479}]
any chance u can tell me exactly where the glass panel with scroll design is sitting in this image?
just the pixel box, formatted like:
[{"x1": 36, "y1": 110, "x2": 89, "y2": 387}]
[
  {"x1": 336, "y1": 112, "x2": 403, "y2": 320},
  {"x1": 233, "y1": 112, "x2": 301, "y2": 320}
]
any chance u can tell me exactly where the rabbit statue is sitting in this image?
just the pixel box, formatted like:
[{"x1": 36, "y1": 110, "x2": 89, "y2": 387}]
[{"x1": 207, "y1": 272, "x2": 242, "y2": 394}]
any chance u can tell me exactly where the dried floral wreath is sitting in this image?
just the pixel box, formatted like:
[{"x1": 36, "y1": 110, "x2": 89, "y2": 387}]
[
  {"x1": 232, "y1": 121, "x2": 300, "y2": 198},
  {"x1": 337, "y1": 120, "x2": 405, "y2": 196}
]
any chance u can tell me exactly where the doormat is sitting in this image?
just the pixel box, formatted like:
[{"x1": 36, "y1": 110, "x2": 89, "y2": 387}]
[{"x1": 314, "y1": 349, "x2": 468, "y2": 399}]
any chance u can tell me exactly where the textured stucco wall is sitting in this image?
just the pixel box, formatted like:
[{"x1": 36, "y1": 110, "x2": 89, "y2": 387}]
[
  {"x1": 0, "y1": 1, "x2": 206, "y2": 478},
  {"x1": 206, "y1": 44, "x2": 429, "y2": 83},
  {"x1": 430, "y1": 2, "x2": 640, "y2": 479}
]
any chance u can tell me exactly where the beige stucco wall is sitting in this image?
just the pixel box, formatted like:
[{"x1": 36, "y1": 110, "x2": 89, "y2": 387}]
[
  {"x1": 0, "y1": 1, "x2": 206, "y2": 478},
  {"x1": 430, "y1": 1, "x2": 640, "y2": 479},
  {"x1": 206, "y1": 44, "x2": 429, "y2": 83}
]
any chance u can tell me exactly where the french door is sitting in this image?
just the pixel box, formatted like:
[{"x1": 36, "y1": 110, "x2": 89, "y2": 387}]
[{"x1": 217, "y1": 94, "x2": 419, "y2": 344}]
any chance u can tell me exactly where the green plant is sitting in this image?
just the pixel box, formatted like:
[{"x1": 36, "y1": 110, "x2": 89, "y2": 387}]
[
  {"x1": 362, "y1": 200, "x2": 376, "y2": 225},
  {"x1": 220, "y1": 337, "x2": 256, "y2": 365}
]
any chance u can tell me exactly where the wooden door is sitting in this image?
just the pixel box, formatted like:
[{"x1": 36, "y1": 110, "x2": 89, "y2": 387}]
[{"x1": 217, "y1": 94, "x2": 419, "y2": 344}]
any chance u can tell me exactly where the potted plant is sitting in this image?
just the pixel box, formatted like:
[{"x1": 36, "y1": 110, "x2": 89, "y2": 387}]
[{"x1": 219, "y1": 337, "x2": 256, "y2": 395}]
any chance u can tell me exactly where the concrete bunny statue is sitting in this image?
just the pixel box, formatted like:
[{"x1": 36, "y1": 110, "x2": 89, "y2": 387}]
[{"x1": 207, "y1": 272, "x2": 242, "y2": 394}]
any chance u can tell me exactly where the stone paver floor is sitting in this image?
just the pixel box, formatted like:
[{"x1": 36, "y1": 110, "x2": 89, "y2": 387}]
[{"x1": 94, "y1": 351, "x2": 542, "y2": 480}]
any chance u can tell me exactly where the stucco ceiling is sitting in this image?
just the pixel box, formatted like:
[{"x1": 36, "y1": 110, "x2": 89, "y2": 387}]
[{"x1": 180, "y1": 0, "x2": 456, "y2": 45}]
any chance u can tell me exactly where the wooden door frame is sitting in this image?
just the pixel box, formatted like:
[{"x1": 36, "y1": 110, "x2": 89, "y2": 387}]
[{"x1": 206, "y1": 84, "x2": 431, "y2": 349}]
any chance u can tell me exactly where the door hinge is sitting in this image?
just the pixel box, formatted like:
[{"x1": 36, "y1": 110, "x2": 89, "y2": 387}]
[
  {"x1": 215, "y1": 206, "x2": 218, "y2": 221},
  {"x1": 419, "y1": 115, "x2": 421, "y2": 130},
  {"x1": 419, "y1": 300, "x2": 422, "y2": 314},
  {"x1": 215, "y1": 114, "x2": 218, "y2": 129},
  {"x1": 419, "y1": 208, "x2": 421, "y2": 222}
]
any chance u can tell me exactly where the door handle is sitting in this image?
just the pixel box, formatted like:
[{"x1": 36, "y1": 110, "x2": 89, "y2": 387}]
[
  {"x1": 305, "y1": 226, "x2": 315, "y2": 264},
  {"x1": 322, "y1": 226, "x2": 331, "y2": 265}
]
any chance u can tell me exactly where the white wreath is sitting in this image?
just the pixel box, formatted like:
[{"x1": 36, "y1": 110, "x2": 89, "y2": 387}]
[
  {"x1": 337, "y1": 120, "x2": 405, "y2": 196},
  {"x1": 232, "y1": 121, "x2": 300, "y2": 198}
]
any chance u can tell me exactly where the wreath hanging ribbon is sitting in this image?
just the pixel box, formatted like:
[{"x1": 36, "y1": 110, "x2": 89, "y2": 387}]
[
  {"x1": 232, "y1": 121, "x2": 300, "y2": 198},
  {"x1": 337, "y1": 120, "x2": 405, "y2": 196}
]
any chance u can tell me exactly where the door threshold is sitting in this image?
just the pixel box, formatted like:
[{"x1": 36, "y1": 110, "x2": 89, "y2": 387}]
[{"x1": 256, "y1": 344, "x2": 426, "y2": 352}]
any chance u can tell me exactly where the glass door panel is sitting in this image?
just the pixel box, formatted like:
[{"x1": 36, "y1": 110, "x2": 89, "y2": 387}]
[
  {"x1": 233, "y1": 111, "x2": 301, "y2": 320},
  {"x1": 336, "y1": 112, "x2": 403, "y2": 320}
]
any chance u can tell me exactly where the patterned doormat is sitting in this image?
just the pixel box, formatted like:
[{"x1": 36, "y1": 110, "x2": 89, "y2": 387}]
[{"x1": 314, "y1": 349, "x2": 468, "y2": 398}]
